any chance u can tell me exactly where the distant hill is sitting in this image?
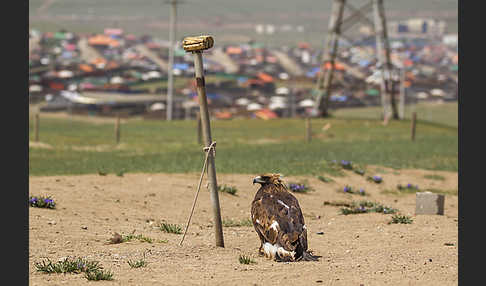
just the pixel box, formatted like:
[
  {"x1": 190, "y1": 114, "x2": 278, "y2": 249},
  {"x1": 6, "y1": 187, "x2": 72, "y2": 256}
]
[{"x1": 29, "y1": 0, "x2": 457, "y2": 47}]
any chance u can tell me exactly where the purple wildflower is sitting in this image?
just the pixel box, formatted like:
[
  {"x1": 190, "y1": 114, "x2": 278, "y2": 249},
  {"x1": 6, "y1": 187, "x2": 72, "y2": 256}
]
[
  {"x1": 372, "y1": 176, "x2": 382, "y2": 183},
  {"x1": 340, "y1": 160, "x2": 353, "y2": 170},
  {"x1": 290, "y1": 183, "x2": 308, "y2": 192},
  {"x1": 344, "y1": 186, "x2": 351, "y2": 192}
]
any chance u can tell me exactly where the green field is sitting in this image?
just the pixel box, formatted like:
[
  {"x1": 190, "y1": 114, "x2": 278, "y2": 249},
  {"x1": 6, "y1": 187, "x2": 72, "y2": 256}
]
[
  {"x1": 334, "y1": 102, "x2": 458, "y2": 128},
  {"x1": 29, "y1": 0, "x2": 458, "y2": 47},
  {"x1": 29, "y1": 113, "x2": 458, "y2": 176}
]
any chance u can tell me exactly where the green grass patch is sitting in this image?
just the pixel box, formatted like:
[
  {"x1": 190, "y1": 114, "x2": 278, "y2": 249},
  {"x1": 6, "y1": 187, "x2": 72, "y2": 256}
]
[
  {"x1": 330, "y1": 160, "x2": 367, "y2": 175},
  {"x1": 323, "y1": 200, "x2": 352, "y2": 207},
  {"x1": 340, "y1": 201, "x2": 398, "y2": 215},
  {"x1": 373, "y1": 168, "x2": 389, "y2": 174},
  {"x1": 238, "y1": 255, "x2": 256, "y2": 265},
  {"x1": 317, "y1": 175, "x2": 334, "y2": 183},
  {"x1": 424, "y1": 188, "x2": 458, "y2": 196},
  {"x1": 383, "y1": 185, "x2": 457, "y2": 196},
  {"x1": 29, "y1": 195, "x2": 56, "y2": 209},
  {"x1": 127, "y1": 253, "x2": 148, "y2": 268},
  {"x1": 159, "y1": 223, "x2": 183, "y2": 234},
  {"x1": 367, "y1": 175, "x2": 383, "y2": 184},
  {"x1": 35, "y1": 257, "x2": 102, "y2": 274},
  {"x1": 424, "y1": 174, "x2": 446, "y2": 181},
  {"x1": 35, "y1": 256, "x2": 113, "y2": 281},
  {"x1": 29, "y1": 117, "x2": 457, "y2": 176},
  {"x1": 128, "y1": 259, "x2": 147, "y2": 268},
  {"x1": 217, "y1": 184, "x2": 238, "y2": 195},
  {"x1": 397, "y1": 184, "x2": 420, "y2": 192},
  {"x1": 122, "y1": 233, "x2": 155, "y2": 243},
  {"x1": 84, "y1": 269, "x2": 114, "y2": 281},
  {"x1": 388, "y1": 214, "x2": 413, "y2": 224},
  {"x1": 340, "y1": 185, "x2": 367, "y2": 196},
  {"x1": 222, "y1": 218, "x2": 253, "y2": 227},
  {"x1": 333, "y1": 102, "x2": 458, "y2": 128}
]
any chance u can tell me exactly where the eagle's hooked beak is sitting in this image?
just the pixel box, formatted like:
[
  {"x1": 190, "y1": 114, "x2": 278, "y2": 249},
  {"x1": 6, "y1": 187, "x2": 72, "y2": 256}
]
[{"x1": 253, "y1": 176, "x2": 265, "y2": 185}]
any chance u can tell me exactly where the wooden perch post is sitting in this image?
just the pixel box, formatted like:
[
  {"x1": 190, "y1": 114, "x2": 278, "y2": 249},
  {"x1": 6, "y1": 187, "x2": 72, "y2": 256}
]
[
  {"x1": 197, "y1": 112, "x2": 202, "y2": 145},
  {"x1": 411, "y1": 112, "x2": 417, "y2": 141},
  {"x1": 305, "y1": 117, "x2": 312, "y2": 143},
  {"x1": 34, "y1": 113, "x2": 39, "y2": 142},
  {"x1": 115, "y1": 116, "x2": 120, "y2": 144},
  {"x1": 183, "y1": 35, "x2": 224, "y2": 247}
]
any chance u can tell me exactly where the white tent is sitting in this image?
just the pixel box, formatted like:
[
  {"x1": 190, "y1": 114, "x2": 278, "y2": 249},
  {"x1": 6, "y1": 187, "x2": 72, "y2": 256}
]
[
  {"x1": 110, "y1": 76, "x2": 124, "y2": 84},
  {"x1": 236, "y1": 98, "x2": 250, "y2": 106},
  {"x1": 270, "y1": 96, "x2": 287, "y2": 103},
  {"x1": 58, "y1": 70, "x2": 74, "y2": 78},
  {"x1": 278, "y1": 73, "x2": 289, "y2": 80},
  {"x1": 147, "y1": 71, "x2": 162, "y2": 79},
  {"x1": 40, "y1": 57, "x2": 50, "y2": 65},
  {"x1": 67, "y1": 84, "x2": 77, "y2": 91},
  {"x1": 182, "y1": 100, "x2": 199, "y2": 109},
  {"x1": 416, "y1": 92, "x2": 429, "y2": 99},
  {"x1": 247, "y1": 103, "x2": 262, "y2": 111},
  {"x1": 29, "y1": 85, "x2": 43, "y2": 92},
  {"x1": 298, "y1": 99, "x2": 315, "y2": 108},
  {"x1": 430, "y1": 89, "x2": 444, "y2": 97},
  {"x1": 276, "y1": 87, "x2": 289, "y2": 95},
  {"x1": 269, "y1": 101, "x2": 287, "y2": 110},
  {"x1": 150, "y1": 102, "x2": 165, "y2": 111}
]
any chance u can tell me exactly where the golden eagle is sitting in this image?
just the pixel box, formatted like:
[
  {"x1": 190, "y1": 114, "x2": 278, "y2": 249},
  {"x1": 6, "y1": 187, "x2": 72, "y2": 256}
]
[{"x1": 251, "y1": 173, "x2": 319, "y2": 262}]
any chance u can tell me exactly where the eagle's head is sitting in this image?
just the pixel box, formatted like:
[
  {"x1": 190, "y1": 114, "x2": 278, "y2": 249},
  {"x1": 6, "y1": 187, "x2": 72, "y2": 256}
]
[{"x1": 253, "y1": 173, "x2": 284, "y2": 186}]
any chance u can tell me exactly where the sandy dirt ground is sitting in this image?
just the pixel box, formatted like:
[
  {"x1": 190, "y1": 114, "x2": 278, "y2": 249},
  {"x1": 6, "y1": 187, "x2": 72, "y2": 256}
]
[{"x1": 29, "y1": 167, "x2": 458, "y2": 285}]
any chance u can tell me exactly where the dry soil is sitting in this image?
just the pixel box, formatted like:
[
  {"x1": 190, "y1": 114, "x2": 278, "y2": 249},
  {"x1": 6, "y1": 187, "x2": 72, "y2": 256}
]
[{"x1": 29, "y1": 167, "x2": 458, "y2": 285}]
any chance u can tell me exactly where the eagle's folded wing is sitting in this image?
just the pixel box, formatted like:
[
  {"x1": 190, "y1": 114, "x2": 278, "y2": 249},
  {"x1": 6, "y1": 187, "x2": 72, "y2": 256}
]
[{"x1": 251, "y1": 192, "x2": 307, "y2": 252}]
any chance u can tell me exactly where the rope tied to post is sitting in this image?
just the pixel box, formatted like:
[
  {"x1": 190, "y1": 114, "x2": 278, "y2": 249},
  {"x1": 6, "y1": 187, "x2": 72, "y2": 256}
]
[
  {"x1": 203, "y1": 141, "x2": 216, "y2": 157},
  {"x1": 179, "y1": 141, "x2": 216, "y2": 246}
]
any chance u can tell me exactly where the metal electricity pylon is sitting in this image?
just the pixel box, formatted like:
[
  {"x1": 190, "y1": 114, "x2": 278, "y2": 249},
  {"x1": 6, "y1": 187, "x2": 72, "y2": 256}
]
[
  {"x1": 314, "y1": 0, "x2": 398, "y2": 120},
  {"x1": 165, "y1": 0, "x2": 184, "y2": 121}
]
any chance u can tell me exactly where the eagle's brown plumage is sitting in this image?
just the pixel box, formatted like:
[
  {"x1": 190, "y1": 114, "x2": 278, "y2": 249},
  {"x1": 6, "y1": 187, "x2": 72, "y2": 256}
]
[{"x1": 251, "y1": 173, "x2": 318, "y2": 262}]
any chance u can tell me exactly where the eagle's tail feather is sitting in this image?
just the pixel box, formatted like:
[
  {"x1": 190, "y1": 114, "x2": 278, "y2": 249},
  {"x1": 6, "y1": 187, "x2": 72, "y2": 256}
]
[{"x1": 301, "y1": 250, "x2": 320, "y2": 261}]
